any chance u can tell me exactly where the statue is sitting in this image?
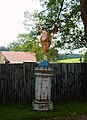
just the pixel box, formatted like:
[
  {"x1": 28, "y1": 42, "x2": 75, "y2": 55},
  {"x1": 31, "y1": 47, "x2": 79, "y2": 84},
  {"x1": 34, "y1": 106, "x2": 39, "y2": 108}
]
[{"x1": 40, "y1": 28, "x2": 52, "y2": 60}]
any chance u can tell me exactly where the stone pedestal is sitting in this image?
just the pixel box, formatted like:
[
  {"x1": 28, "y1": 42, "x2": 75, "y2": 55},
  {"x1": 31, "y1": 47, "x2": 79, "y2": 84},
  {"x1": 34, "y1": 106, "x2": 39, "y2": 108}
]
[{"x1": 32, "y1": 67, "x2": 53, "y2": 111}]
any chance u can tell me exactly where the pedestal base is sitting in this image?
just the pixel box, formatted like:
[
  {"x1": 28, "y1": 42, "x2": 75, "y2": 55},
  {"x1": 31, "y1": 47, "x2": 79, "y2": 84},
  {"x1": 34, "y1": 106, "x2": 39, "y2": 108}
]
[{"x1": 32, "y1": 100, "x2": 53, "y2": 111}]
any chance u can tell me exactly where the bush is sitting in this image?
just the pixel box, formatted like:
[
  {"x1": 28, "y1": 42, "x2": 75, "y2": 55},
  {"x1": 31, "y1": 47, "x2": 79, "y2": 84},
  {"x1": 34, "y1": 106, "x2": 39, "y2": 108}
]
[{"x1": 83, "y1": 51, "x2": 87, "y2": 62}]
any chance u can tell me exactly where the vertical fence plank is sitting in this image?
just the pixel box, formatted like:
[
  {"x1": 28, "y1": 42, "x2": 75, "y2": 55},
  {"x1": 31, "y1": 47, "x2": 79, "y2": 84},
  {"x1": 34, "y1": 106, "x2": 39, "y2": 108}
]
[{"x1": 0, "y1": 62, "x2": 86, "y2": 104}]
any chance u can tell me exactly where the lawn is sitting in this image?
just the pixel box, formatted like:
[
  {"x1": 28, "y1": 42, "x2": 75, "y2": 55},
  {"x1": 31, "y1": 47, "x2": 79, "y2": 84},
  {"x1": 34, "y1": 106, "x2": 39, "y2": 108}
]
[
  {"x1": 58, "y1": 58, "x2": 81, "y2": 63},
  {"x1": 0, "y1": 102, "x2": 87, "y2": 120}
]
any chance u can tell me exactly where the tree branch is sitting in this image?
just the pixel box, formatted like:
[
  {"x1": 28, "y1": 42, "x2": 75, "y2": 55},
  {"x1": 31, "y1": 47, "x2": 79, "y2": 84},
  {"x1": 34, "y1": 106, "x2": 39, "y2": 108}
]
[{"x1": 58, "y1": 0, "x2": 65, "y2": 21}]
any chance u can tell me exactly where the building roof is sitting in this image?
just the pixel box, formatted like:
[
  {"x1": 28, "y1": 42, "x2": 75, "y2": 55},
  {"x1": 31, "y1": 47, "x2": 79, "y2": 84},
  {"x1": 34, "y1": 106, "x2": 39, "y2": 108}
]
[{"x1": 1, "y1": 51, "x2": 36, "y2": 63}]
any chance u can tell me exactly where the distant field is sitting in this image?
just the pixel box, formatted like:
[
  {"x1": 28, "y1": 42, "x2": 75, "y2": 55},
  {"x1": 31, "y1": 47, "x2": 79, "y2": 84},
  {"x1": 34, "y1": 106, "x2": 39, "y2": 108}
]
[{"x1": 58, "y1": 58, "x2": 81, "y2": 63}]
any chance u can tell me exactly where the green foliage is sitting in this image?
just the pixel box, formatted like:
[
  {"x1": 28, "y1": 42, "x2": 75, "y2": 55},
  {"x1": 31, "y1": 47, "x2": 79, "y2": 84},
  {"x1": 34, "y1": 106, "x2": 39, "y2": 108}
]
[
  {"x1": 9, "y1": 33, "x2": 43, "y2": 61},
  {"x1": 59, "y1": 53, "x2": 80, "y2": 60},
  {"x1": 10, "y1": 33, "x2": 37, "y2": 52},
  {"x1": 0, "y1": 46, "x2": 10, "y2": 51},
  {"x1": 47, "y1": 47, "x2": 58, "y2": 62},
  {"x1": 9, "y1": 33, "x2": 58, "y2": 62},
  {"x1": 23, "y1": 0, "x2": 86, "y2": 50},
  {"x1": 9, "y1": 0, "x2": 86, "y2": 62},
  {"x1": 83, "y1": 51, "x2": 87, "y2": 62}
]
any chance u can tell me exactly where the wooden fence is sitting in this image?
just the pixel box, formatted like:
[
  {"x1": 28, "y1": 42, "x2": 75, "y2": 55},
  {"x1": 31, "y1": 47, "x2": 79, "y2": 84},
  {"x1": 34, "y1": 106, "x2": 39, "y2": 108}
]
[{"x1": 0, "y1": 62, "x2": 87, "y2": 104}]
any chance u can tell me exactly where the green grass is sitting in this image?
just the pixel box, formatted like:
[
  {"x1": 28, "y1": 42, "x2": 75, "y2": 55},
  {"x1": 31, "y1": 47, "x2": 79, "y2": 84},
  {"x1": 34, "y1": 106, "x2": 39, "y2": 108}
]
[
  {"x1": 58, "y1": 58, "x2": 80, "y2": 63},
  {"x1": 0, "y1": 102, "x2": 87, "y2": 120}
]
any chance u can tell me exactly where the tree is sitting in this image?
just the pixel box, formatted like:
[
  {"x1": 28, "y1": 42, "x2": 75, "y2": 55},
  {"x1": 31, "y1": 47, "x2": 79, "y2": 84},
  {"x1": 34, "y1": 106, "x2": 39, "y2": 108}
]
[
  {"x1": 9, "y1": 33, "x2": 58, "y2": 62},
  {"x1": 23, "y1": 0, "x2": 86, "y2": 50},
  {"x1": 9, "y1": 33, "x2": 43, "y2": 61},
  {"x1": 0, "y1": 46, "x2": 10, "y2": 51},
  {"x1": 47, "y1": 47, "x2": 58, "y2": 62},
  {"x1": 80, "y1": 0, "x2": 87, "y2": 43},
  {"x1": 83, "y1": 51, "x2": 87, "y2": 62},
  {"x1": 9, "y1": 33, "x2": 39, "y2": 52}
]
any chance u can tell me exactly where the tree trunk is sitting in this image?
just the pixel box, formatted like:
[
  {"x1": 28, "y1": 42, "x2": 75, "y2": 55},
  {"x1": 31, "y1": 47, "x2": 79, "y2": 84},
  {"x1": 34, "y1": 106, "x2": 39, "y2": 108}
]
[{"x1": 80, "y1": 0, "x2": 87, "y2": 42}]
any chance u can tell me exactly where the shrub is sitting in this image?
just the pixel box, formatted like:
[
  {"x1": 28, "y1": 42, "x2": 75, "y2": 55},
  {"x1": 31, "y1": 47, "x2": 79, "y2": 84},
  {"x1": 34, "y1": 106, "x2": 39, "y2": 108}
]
[{"x1": 83, "y1": 51, "x2": 87, "y2": 62}]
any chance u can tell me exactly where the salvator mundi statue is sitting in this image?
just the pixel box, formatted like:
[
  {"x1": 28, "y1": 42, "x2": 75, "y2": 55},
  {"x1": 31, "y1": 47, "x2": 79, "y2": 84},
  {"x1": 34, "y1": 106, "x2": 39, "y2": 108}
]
[
  {"x1": 40, "y1": 27, "x2": 52, "y2": 60},
  {"x1": 32, "y1": 27, "x2": 53, "y2": 110}
]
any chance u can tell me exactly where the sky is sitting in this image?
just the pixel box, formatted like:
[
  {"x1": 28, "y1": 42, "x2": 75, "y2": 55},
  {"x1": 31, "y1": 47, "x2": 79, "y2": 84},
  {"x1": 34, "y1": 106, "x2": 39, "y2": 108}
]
[
  {"x1": 0, "y1": 0, "x2": 86, "y2": 54},
  {"x1": 0, "y1": 0, "x2": 40, "y2": 46}
]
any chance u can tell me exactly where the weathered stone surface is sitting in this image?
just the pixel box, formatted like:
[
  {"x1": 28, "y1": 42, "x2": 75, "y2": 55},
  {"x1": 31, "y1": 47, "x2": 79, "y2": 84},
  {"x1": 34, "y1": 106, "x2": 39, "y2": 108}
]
[
  {"x1": 32, "y1": 67, "x2": 53, "y2": 111},
  {"x1": 32, "y1": 100, "x2": 53, "y2": 111}
]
